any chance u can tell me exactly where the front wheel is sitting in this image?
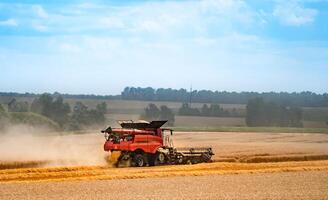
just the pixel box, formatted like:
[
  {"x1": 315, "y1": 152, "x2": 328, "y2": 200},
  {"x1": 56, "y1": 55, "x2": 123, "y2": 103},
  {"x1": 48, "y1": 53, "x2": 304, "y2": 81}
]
[
  {"x1": 149, "y1": 152, "x2": 166, "y2": 166},
  {"x1": 133, "y1": 154, "x2": 146, "y2": 167},
  {"x1": 154, "y1": 152, "x2": 166, "y2": 166}
]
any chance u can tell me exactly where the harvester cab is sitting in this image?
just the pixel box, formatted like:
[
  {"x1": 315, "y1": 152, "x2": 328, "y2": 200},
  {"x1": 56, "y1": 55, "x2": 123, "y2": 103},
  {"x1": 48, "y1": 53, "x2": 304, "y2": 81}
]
[
  {"x1": 161, "y1": 128, "x2": 174, "y2": 148},
  {"x1": 101, "y1": 120, "x2": 214, "y2": 167}
]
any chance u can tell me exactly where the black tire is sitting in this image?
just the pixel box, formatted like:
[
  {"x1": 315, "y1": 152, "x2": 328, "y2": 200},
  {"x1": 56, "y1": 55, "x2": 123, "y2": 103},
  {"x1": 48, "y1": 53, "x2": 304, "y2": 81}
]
[
  {"x1": 188, "y1": 156, "x2": 200, "y2": 164},
  {"x1": 133, "y1": 154, "x2": 146, "y2": 167},
  {"x1": 176, "y1": 153, "x2": 184, "y2": 164},
  {"x1": 149, "y1": 152, "x2": 166, "y2": 166},
  {"x1": 155, "y1": 152, "x2": 166, "y2": 166}
]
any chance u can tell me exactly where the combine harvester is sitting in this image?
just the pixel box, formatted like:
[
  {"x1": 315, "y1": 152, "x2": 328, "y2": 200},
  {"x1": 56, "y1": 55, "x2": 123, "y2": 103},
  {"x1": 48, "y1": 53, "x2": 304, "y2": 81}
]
[{"x1": 101, "y1": 120, "x2": 214, "y2": 167}]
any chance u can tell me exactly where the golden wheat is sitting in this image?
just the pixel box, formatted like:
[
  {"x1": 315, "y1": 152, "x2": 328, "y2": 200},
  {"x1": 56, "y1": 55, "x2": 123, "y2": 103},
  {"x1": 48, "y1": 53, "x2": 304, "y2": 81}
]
[{"x1": 0, "y1": 160, "x2": 327, "y2": 183}]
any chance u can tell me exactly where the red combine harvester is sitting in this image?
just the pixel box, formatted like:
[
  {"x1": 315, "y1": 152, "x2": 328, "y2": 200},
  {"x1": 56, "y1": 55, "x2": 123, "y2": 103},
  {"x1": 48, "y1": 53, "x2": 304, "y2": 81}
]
[{"x1": 101, "y1": 120, "x2": 214, "y2": 167}]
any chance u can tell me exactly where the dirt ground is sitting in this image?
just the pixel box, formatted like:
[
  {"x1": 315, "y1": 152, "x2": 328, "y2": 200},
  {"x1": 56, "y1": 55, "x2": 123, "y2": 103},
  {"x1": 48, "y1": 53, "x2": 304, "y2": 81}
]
[{"x1": 1, "y1": 131, "x2": 328, "y2": 199}]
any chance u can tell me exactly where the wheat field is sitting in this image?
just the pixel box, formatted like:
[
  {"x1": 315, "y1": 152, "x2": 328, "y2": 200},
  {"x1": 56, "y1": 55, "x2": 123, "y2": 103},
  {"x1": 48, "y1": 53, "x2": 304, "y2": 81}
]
[
  {"x1": 1, "y1": 131, "x2": 328, "y2": 199},
  {"x1": 1, "y1": 160, "x2": 328, "y2": 183}
]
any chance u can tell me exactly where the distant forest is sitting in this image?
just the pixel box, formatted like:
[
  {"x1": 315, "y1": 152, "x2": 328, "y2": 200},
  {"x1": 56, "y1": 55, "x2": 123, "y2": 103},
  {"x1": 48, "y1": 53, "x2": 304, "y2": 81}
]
[
  {"x1": 1, "y1": 87, "x2": 328, "y2": 107},
  {"x1": 0, "y1": 92, "x2": 120, "y2": 100},
  {"x1": 121, "y1": 87, "x2": 328, "y2": 107},
  {"x1": 0, "y1": 94, "x2": 107, "y2": 131}
]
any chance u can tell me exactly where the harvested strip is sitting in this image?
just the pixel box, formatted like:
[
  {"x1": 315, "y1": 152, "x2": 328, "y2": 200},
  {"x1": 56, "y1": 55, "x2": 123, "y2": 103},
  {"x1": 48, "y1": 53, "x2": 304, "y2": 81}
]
[{"x1": 1, "y1": 160, "x2": 328, "y2": 183}]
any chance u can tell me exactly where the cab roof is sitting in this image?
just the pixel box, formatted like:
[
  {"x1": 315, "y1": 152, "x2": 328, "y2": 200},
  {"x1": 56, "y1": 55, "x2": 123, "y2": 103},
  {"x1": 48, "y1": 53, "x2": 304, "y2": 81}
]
[{"x1": 118, "y1": 120, "x2": 168, "y2": 129}]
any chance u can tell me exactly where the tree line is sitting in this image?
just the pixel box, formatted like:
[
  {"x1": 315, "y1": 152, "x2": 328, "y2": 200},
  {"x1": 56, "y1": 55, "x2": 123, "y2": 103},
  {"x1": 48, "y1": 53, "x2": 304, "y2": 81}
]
[
  {"x1": 1, "y1": 96, "x2": 321, "y2": 129},
  {"x1": 178, "y1": 103, "x2": 240, "y2": 117},
  {"x1": 1, "y1": 94, "x2": 107, "y2": 130},
  {"x1": 2, "y1": 87, "x2": 327, "y2": 107},
  {"x1": 121, "y1": 87, "x2": 328, "y2": 107},
  {"x1": 140, "y1": 104, "x2": 175, "y2": 126},
  {"x1": 0, "y1": 92, "x2": 119, "y2": 100},
  {"x1": 246, "y1": 98, "x2": 303, "y2": 127},
  {"x1": 141, "y1": 98, "x2": 305, "y2": 127},
  {"x1": 141, "y1": 103, "x2": 240, "y2": 126}
]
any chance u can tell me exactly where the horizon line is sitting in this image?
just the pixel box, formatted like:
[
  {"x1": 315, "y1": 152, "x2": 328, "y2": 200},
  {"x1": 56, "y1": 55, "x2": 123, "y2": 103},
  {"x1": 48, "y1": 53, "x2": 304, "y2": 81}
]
[{"x1": 0, "y1": 87, "x2": 327, "y2": 96}]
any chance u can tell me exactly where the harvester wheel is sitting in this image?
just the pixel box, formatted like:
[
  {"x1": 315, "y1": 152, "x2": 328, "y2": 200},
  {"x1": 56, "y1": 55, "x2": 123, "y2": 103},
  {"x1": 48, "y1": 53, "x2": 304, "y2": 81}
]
[
  {"x1": 154, "y1": 152, "x2": 166, "y2": 166},
  {"x1": 133, "y1": 154, "x2": 146, "y2": 167},
  {"x1": 176, "y1": 153, "x2": 184, "y2": 164},
  {"x1": 191, "y1": 158, "x2": 198, "y2": 164},
  {"x1": 115, "y1": 152, "x2": 132, "y2": 167}
]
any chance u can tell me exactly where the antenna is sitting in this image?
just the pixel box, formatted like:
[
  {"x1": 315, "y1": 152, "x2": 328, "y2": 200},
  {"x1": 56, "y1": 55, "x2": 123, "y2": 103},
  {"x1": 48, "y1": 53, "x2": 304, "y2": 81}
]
[{"x1": 189, "y1": 85, "x2": 192, "y2": 107}]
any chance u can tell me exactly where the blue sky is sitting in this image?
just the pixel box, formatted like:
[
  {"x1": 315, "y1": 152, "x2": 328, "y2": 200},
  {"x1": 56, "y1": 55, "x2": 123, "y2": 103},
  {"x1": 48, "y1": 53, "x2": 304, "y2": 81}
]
[{"x1": 0, "y1": 0, "x2": 327, "y2": 95}]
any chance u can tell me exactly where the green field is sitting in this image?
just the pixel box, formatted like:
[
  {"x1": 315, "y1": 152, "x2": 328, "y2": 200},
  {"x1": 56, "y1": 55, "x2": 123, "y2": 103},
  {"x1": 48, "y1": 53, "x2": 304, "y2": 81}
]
[
  {"x1": 65, "y1": 99, "x2": 245, "y2": 115},
  {"x1": 0, "y1": 97, "x2": 245, "y2": 113}
]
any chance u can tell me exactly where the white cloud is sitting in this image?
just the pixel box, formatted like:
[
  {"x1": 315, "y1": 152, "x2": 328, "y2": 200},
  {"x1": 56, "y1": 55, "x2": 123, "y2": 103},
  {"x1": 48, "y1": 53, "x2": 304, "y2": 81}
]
[
  {"x1": 120, "y1": 2, "x2": 193, "y2": 34},
  {"x1": 0, "y1": 18, "x2": 18, "y2": 26},
  {"x1": 200, "y1": 0, "x2": 254, "y2": 24},
  {"x1": 59, "y1": 43, "x2": 81, "y2": 53},
  {"x1": 33, "y1": 5, "x2": 48, "y2": 19},
  {"x1": 4, "y1": 1, "x2": 255, "y2": 40},
  {"x1": 99, "y1": 17, "x2": 125, "y2": 29},
  {"x1": 103, "y1": 0, "x2": 256, "y2": 34},
  {"x1": 0, "y1": 1, "x2": 259, "y2": 37},
  {"x1": 273, "y1": 1, "x2": 318, "y2": 26},
  {"x1": 136, "y1": 13, "x2": 182, "y2": 33},
  {"x1": 77, "y1": 3, "x2": 100, "y2": 9},
  {"x1": 200, "y1": 0, "x2": 244, "y2": 13},
  {"x1": 135, "y1": 20, "x2": 166, "y2": 33},
  {"x1": 193, "y1": 33, "x2": 260, "y2": 47},
  {"x1": 32, "y1": 24, "x2": 48, "y2": 32}
]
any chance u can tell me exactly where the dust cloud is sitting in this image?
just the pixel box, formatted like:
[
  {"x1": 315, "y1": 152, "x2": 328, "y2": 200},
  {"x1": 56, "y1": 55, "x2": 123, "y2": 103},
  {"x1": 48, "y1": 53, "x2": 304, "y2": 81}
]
[{"x1": 0, "y1": 125, "x2": 108, "y2": 167}]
